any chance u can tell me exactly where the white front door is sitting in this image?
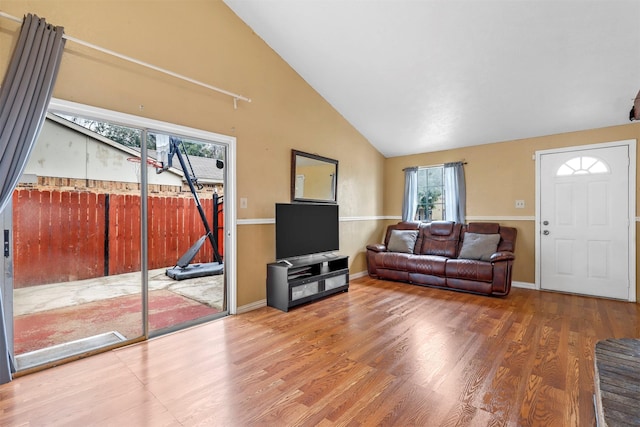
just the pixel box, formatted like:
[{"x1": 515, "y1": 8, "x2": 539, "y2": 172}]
[{"x1": 538, "y1": 142, "x2": 634, "y2": 300}]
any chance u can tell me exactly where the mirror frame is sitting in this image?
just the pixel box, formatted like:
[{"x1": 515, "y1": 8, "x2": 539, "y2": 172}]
[{"x1": 291, "y1": 150, "x2": 338, "y2": 204}]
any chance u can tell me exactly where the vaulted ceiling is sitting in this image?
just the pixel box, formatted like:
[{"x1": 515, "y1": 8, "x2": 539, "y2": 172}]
[{"x1": 224, "y1": 0, "x2": 640, "y2": 158}]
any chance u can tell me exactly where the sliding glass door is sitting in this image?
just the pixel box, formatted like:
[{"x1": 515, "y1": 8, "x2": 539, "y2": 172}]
[
  {"x1": 146, "y1": 131, "x2": 227, "y2": 336},
  {"x1": 11, "y1": 114, "x2": 145, "y2": 370},
  {"x1": 2, "y1": 102, "x2": 233, "y2": 372}
]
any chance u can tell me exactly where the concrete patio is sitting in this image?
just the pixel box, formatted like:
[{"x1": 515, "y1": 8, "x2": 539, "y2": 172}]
[{"x1": 14, "y1": 267, "x2": 225, "y2": 316}]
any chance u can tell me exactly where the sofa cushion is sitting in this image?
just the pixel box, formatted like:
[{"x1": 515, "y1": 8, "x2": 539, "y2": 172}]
[
  {"x1": 384, "y1": 221, "x2": 420, "y2": 246},
  {"x1": 417, "y1": 221, "x2": 461, "y2": 257},
  {"x1": 387, "y1": 229, "x2": 419, "y2": 253},
  {"x1": 467, "y1": 222, "x2": 500, "y2": 234},
  {"x1": 407, "y1": 254, "x2": 448, "y2": 276},
  {"x1": 459, "y1": 233, "x2": 500, "y2": 261},
  {"x1": 430, "y1": 221, "x2": 455, "y2": 236},
  {"x1": 446, "y1": 259, "x2": 494, "y2": 282},
  {"x1": 374, "y1": 252, "x2": 413, "y2": 270}
]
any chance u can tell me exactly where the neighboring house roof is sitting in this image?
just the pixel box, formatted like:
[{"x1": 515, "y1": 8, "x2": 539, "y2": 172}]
[
  {"x1": 48, "y1": 113, "x2": 223, "y2": 185},
  {"x1": 165, "y1": 150, "x2": 224, "y2": 185}
]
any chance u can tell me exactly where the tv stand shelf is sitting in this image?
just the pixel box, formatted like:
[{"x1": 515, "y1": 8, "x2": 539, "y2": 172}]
[{"x1": 267, "y1": 254, "x2": 349, "y2": 312}]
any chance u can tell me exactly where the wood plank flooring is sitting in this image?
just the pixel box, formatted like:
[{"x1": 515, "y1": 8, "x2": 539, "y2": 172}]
[{"x1": 1, "y1": 276, "x2": 639, "y2": 426}]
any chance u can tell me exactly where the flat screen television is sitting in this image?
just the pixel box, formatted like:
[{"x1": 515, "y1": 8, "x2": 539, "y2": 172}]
[{"x1": 275, "y1": 203, "x2": 339, "y2": 260}]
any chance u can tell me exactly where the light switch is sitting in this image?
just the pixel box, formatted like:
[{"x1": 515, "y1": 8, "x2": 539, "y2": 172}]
[
  {"x1": 240, "y1": 197, "x2": 247, "y2": 209},
  {"x1": 515, "y1": 200, "x2": 525, "y2": 209}
]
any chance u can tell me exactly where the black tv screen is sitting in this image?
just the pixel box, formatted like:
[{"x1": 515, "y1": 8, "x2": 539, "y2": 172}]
[{"x1": 275, "y1": 203, "x2": 339, "y2": 260}]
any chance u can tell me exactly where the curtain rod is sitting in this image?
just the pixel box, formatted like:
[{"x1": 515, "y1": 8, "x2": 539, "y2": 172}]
[
  {"x1": 0, "y1": 11, "x2": 252, "y2": 109},
  {"x1": 402, "y1": 161, "x2": 467, "y2": 171}
]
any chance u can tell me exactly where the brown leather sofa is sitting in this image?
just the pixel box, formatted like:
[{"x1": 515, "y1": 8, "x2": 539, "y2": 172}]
[{"x1": 366, "y1": 221, "x2": 517, "y2": 296}]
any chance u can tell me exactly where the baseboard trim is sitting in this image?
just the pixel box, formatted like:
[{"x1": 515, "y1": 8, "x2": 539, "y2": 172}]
[
  {"x1": 350, "y1": 270, "x2": 368, "y2": 279},
  {"x1": 236, "y1": 299, "x2": 266, "y2": 313},
  {"x1": 235, "y1": 276, "x2": 534, "y2": 313},
  {"x1": 347, "y1": 271, "x2": 535, "y2": 291},
  {"x1": 512, "y1": 281, "x2": 536, "y2": 290}
]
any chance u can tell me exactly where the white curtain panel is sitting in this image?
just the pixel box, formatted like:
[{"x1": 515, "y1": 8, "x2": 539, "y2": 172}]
[
  {"x1": 444, "y1": 162, "x2": 466, "y2": 224},
  {"x1": 402, "y1": 167, "x2": 418, "y2": 221}
]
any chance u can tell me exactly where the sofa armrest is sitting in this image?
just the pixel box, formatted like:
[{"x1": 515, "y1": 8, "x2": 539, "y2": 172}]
[
  {"x1": 490, "y1": 251, "x2": 515, "y2": 262},
  {"x1": 366, "y1": 243, "x2": 388, "y2": 278},
  {"x1": 366, "y1": 243, "x2": 387, "y2": 253}
]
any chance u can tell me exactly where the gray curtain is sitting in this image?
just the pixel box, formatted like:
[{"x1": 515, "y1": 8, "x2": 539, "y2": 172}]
[
  {"x1": 444, "y1": 162, "x2": 466, "y2": 223},
  {"x1": 0, "y1": 14, "x2": 66, "y2": 384},
  {"x1": 402, "y1": 167, "x2": 418, "y2": 221}
]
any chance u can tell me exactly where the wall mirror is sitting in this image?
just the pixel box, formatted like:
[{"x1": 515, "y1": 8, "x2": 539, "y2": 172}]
[{"x1": 291, "y1": 150, "x2": 338, "y2": 203}]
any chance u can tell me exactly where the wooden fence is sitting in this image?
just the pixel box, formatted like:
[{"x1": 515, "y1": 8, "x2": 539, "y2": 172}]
[{"x1": 12, "y1": 189, "x2": 224, "y2": 288}]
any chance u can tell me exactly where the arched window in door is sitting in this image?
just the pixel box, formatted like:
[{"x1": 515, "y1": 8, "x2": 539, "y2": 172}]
[{"x1": 556, "y1": 156, "x2": 609, "y2": 176}]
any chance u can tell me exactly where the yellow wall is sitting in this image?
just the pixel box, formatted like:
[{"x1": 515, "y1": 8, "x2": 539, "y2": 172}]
[
  {"x1": 385, "y1": 124, "x2": 640, "y2": 299},
  {"x1": 0, "y1": 1, "x2": 386, "y2": 307}
]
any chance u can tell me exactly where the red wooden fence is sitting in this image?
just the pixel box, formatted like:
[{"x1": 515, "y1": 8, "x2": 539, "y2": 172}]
[{"x1": 12, "y1": 189, "x2": 224, "y2": 288}]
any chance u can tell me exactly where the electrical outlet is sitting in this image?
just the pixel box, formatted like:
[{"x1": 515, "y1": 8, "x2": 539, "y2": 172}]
[
  {"x1": 515, "y1": 200, "x2": 525, "y2": 209},
  {"x1": 240, "y1": 197, "x2": 247, "y2": 209}
]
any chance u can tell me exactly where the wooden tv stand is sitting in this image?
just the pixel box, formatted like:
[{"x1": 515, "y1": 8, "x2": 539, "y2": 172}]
[{"x1": 266, "y1": 254, "x2": 349, "y2": 312}]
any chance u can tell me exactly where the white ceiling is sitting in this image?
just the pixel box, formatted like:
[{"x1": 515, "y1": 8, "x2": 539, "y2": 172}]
[{"x1": 224, "y1": 0, "x2": 640, "y2": 158}]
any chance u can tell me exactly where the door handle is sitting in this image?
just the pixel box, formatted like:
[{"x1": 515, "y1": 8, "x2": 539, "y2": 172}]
[
  {"x1": 543, "y1": 230, "x2": 550, "y2": 235},
  {"x1": 4, "y1": 230, "x2": 9, "y2": 257}
]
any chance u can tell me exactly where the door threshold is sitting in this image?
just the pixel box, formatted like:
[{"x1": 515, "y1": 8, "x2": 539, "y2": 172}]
[{"x1": 14, "y1": 331, "x2": 126, "y2": 371}]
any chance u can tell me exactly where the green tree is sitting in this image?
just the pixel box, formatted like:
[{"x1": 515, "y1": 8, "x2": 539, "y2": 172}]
[
  {"x1": 57, "y1": 114, "x2": 224, "y2": 159},
  {"x1": 418, "y1": 188, "x2": 442, "y2": 219},
  {"x1": 179, "y1": 140, "x2": 224, "y2": 159}
]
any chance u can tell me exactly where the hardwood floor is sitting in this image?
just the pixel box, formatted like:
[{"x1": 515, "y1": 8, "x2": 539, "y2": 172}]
[{"x1": 1, "y1": 276, "x2": 639, "y2": 426}]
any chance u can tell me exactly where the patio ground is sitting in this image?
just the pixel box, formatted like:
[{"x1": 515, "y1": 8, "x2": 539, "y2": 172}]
[{"x1": 12, "y1": 267, "x2": 224, "y2": 358}]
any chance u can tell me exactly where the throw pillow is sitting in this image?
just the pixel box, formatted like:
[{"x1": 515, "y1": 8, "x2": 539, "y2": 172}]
[
  {"x1": 387, "y1": 229, "x2": 419, "y2": 253},
  {"x1": 458, "y1": 233, "x2": 501, "y2": 261}
]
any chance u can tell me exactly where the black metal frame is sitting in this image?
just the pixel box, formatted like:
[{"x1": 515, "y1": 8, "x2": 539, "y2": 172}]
[{"x1": 167, "y1": 137, "x2": 222, "y2": 264}]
